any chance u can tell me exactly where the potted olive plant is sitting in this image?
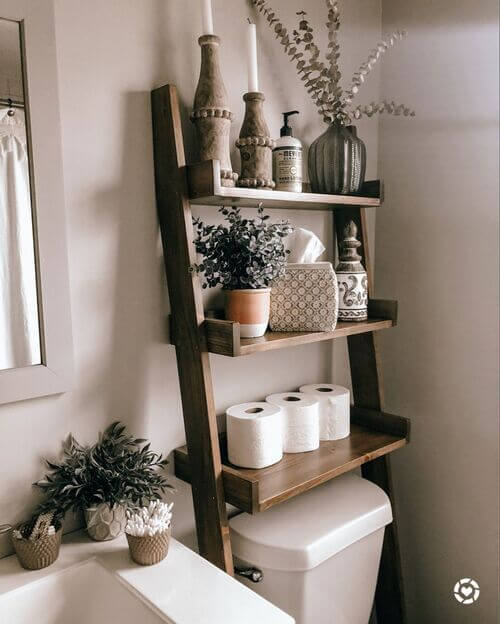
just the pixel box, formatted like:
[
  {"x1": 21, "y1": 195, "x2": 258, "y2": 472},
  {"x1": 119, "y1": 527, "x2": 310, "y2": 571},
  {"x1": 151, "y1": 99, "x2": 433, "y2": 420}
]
[
  {"x1": 35, "y1": 422, "x2": 171, "y2": 541},
  {"x1": 193, "y1": 205, "x2": 293, "y2": 337}
]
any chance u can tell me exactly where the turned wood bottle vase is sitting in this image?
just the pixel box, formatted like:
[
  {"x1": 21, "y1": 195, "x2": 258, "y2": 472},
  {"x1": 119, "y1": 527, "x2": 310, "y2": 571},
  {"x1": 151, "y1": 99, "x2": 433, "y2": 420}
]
[
  {"x1": 236, "y1": 92, "x2": 275, "y2": 189},
  {"x1": 308, "y1": 123, "x2": 366, "y2": 194},
  {"x1": 191, "y1": 35, "x2": 237, "y2": 187}
]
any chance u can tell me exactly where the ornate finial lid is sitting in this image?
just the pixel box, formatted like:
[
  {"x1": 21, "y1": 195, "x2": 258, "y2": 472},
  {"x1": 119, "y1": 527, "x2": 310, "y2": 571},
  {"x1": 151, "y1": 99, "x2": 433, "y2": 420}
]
[{"x1": 336, "y1": 220, "x2": 365, "y2": 272}]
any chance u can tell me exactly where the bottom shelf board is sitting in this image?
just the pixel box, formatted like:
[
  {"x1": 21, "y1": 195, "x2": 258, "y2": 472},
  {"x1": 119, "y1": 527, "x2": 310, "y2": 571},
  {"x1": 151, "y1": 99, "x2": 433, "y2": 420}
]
[{"x1": 174, "y1": 407, "x2": 410, "y2": 514}]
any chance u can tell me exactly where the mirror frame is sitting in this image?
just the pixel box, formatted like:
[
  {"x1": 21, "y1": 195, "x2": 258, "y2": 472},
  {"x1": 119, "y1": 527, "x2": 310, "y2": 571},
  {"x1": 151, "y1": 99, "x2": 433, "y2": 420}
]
[{"x1": 0, "y1": 0, "x2": 73, "y2": 404}]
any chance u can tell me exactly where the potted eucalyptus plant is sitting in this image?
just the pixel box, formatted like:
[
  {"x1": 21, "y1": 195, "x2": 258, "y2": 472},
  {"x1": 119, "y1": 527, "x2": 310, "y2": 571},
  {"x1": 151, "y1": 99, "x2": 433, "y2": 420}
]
[
  {"x1": 193, "y1": 205, "x2": 293, "y2": 337},
  {"x1": 34, "y1": 422, "x2": 171, "y2": 541}
]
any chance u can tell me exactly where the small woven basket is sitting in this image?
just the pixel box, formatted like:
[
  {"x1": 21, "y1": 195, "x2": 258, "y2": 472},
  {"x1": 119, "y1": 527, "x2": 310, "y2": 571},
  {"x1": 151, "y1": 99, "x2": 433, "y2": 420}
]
[
  {"x1": 12, "y1": 526, "x2": 63, "y2": 570},
  {"x1": 126, "y1": 527, "x2": 171, "y2": 566}
]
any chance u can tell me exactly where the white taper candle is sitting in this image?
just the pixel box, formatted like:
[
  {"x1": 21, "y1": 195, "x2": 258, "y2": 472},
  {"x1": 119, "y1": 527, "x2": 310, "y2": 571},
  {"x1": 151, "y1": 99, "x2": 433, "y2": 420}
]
[
  {"x1": 247, "y1": 22, "x2": 259, "y2": 92},
  {"x1": 201, "y1": 0, "x2": 214, "y2": 35}
]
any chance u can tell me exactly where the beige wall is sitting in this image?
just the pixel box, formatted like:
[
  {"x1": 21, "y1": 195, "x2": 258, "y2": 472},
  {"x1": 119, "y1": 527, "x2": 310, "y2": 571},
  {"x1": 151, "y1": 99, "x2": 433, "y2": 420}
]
[
  {"x1": 0, "y1": 0, "x2": 381, "y2": 557},
  {"x1": 378, "y1": 0, "x2": 499, "y2": 622}
]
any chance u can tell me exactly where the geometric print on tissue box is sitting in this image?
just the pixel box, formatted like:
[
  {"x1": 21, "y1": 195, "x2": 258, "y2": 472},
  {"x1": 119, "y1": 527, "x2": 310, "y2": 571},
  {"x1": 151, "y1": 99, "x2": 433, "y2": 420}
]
[{"x1": 270, "y1": 262, "x2": 339, "y2": 332}]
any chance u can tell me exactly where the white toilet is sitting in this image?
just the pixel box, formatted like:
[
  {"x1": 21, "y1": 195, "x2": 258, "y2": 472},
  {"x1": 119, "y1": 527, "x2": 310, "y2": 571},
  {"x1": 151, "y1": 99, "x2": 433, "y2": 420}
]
[{"x1": 229, "y1": 473, "x2": 392, "y2": 624}]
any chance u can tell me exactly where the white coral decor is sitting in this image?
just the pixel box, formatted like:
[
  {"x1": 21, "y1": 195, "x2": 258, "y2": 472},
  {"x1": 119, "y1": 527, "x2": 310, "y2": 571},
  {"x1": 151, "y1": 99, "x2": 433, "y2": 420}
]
[{"x1": 125, "y1": 501, "x2": 173, "y2": 537}]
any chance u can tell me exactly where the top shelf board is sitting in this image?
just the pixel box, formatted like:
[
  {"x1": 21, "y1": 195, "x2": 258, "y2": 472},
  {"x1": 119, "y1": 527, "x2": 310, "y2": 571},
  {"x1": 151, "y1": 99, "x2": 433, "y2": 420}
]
[{"x1": 186, "y1": 160, "x2": 382, "y2": 211}]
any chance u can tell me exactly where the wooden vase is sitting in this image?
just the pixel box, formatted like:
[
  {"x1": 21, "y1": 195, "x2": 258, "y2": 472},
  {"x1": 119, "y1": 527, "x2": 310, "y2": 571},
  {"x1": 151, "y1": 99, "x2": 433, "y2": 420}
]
[
  {"x1": 191, "y1": 35, "x2": 237, "y2": 187},
  {"x1": 236, "y1": 92, "x2": 275, "y2": 190}
]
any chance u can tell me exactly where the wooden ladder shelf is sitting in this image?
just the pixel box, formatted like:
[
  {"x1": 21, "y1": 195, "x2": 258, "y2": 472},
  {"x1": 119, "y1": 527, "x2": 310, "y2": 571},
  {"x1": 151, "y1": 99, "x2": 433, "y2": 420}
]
[{"x1": 152, "y1": 84, "x2": 409, "y2": 624}]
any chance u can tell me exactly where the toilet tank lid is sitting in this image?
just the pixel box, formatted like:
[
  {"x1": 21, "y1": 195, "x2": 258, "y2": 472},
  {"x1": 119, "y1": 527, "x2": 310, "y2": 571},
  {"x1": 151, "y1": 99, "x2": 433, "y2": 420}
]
[{"x1": 229, "y1": 474, "x2": 392, "y2": 571}]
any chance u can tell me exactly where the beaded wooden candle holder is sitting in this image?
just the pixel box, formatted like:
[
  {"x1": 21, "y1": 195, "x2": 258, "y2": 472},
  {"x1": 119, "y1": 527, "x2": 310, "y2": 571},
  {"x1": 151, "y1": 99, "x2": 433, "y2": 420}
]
[
  {"x1": 191, "y1": 34, "x2": 237, "y2": 188},
  {"x1": 236, "y1": 92, "x2": 275, "y2": 190}
]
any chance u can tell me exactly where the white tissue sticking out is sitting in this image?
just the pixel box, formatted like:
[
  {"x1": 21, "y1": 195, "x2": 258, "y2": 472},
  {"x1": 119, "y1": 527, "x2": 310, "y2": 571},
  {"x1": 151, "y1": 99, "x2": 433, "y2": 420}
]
[
  {"x1": 285, "y1": 228, "x2": 326, "y2": 263},
  {"x1": 125, "y1": 500, "x2": 173, "y2": 537}
]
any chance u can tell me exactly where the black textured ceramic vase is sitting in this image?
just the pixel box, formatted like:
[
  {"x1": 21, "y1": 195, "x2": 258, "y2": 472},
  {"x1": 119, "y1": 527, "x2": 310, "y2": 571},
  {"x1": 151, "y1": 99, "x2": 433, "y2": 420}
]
[{"x1": 308, "y1": 123, "x2": 366, "y2": 194}]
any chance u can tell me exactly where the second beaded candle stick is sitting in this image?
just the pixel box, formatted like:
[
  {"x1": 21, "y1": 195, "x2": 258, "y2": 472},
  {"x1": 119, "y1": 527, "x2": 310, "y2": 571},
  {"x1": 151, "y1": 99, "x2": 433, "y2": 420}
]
[
  {"x1": 236, "y1": 92, "x2": 275, "y2": 189},
  {"x1": 236, "y1": 21, "x2": 275, "y2": 189}
]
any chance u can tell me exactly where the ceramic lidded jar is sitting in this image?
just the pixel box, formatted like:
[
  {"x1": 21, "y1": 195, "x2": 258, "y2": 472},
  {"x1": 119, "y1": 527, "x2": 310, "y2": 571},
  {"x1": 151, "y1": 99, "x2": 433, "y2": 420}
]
[
  {"x1": 308, "y1": 123, "x2": 366, "y2": 194},
  {"x1": 335, "y1": 221, "x2": 368, "y2": 321}
]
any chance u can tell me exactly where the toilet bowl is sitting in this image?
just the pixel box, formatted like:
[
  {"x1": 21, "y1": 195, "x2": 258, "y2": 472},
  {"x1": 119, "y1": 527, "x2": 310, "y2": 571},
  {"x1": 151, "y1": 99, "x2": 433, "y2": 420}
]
[{"x1": 229, "y1": 473, "x2": 392, "y2": 624}]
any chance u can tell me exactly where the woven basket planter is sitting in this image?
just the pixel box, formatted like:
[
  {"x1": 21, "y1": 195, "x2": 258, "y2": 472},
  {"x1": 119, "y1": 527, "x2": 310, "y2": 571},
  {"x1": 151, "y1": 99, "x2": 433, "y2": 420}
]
[
  {"x1": 12, "y1": 527, "x2": 63, "y2": 570},
  {"x1": 126, "y1": 527, "x2": 171, "y2": 566}
]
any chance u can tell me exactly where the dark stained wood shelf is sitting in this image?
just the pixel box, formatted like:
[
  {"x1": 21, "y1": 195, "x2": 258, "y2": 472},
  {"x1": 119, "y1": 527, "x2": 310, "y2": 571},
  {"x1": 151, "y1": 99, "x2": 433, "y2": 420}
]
[
  {"x1": 186, "y1": 160, "x2": 382, "y2": 210},
  {"x1": 195, "y1": 299, "x2": 398, "y2": 357},
  {"x1": 174, "y1": 407, "x2": 410, "y2": 514},
  {"x1": 153, "y1": 84, "x2": 408, "y2": 617}
]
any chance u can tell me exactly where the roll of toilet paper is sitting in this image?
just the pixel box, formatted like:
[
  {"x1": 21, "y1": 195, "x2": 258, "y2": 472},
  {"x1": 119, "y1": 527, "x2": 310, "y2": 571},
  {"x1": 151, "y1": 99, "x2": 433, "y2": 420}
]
[
  {"x1": 226, "y1": 402, "x2": 283, "y2": 469},
  {"x1": 299, "y1": 384, "x2": 350, "y2": 441},
  {"x1": 265, "y1": 392, "x2": 319, "y2": 453}
]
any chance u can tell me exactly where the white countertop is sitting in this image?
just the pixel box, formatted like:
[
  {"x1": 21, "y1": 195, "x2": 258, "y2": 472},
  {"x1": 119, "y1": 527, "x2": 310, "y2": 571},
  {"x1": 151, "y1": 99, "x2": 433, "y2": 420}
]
[{"x1": 0, "y1": 530, "x2": 293, "y2": 624}]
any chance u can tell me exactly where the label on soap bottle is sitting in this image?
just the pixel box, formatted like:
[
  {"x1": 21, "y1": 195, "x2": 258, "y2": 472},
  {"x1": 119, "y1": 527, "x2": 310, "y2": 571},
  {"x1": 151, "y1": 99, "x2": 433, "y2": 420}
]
[{"x1": 273, "y1": 147, "x2": 302, "y2": 192}]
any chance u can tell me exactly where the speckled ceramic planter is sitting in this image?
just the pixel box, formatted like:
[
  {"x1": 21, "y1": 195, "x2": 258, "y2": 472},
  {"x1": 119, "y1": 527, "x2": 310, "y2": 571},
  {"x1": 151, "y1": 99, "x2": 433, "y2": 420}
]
[
  {"x1": 308, "y1": 123, "x2": 366, "y2": 194},
  {"x1": 84, "y1": 503, "x2": 126, "y2": 541}
]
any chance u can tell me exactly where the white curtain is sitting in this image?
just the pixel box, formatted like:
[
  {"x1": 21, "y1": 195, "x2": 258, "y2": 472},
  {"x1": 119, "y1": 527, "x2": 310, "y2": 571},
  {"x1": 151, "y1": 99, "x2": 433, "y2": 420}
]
[{"x1": 0, "y1": 107, "x2": 41, "y2": 370}]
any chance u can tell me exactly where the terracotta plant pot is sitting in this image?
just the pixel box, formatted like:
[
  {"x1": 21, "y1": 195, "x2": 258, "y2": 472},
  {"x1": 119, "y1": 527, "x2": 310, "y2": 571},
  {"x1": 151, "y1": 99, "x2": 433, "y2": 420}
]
[
  {"x1": 84, "y1": 503, "x2": 127, "y2": 541},
  {"x1": 225, "y1": 288, "x2": 270, "y2": 338}
]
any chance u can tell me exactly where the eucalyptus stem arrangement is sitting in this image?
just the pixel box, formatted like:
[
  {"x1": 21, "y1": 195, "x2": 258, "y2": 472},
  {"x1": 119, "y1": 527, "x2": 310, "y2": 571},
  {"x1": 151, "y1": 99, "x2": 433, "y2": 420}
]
[
  {"x1": 251, "y1": 0, "x2": 415, "y2": 124},
  {"x1": 193, "y1": 205, "x2": 293, "y2": 337},
  {"x1": 193, "y1": 205, "x2": 292, "y2": 290}
]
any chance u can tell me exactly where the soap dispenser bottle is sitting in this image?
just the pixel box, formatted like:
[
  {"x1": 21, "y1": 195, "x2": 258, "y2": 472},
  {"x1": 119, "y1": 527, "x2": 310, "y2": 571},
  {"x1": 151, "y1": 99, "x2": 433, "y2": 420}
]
[{"x1": 273, "y1": 111, "x2": 302, "y2": 192}]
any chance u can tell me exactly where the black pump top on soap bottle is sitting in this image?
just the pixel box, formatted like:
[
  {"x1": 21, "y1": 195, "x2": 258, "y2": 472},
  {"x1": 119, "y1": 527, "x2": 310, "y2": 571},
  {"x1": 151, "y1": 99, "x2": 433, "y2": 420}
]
[{"x1": 280, "y1": 110, "x2": 299, "y2": 137}]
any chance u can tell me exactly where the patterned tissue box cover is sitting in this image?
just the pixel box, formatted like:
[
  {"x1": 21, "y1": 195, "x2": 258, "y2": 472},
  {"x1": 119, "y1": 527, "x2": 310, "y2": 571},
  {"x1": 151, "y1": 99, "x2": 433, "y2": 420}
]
[{"x1": 270, "y1": 262, "x2": 338, "y2": 332}]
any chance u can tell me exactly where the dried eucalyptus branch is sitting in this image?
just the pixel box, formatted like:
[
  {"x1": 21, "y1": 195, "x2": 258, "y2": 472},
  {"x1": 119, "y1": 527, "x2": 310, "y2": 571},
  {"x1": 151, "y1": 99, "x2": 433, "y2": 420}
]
[
  {"x1": 292, "y1": 12, "x2": 333, "y2": 122},
  {"x1": 352, "y1": 100, "x2": 416, "y2": 119},
  {"x1": 344, "y1": 30, "x2": 407, "y2": 104},
  {"x1": 325, "y1": 0, "x2": 344, "y2": 121},
  {"x1": 251, "y1": 0, "x2": 414, "y2": 125},
  {"x1": 252, "y1": 1, "x2": 329, "y2": 121}
]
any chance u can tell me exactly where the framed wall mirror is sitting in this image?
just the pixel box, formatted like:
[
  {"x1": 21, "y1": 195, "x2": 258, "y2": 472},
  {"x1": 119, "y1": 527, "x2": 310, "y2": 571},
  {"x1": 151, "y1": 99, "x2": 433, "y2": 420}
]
[{"x1": 0, "y1": 0, "x2": 73, "y2": 404}]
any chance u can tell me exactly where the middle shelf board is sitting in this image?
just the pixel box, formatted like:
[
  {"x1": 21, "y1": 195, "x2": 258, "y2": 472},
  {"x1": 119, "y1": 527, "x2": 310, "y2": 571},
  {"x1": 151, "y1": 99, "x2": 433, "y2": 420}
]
[
  {"x1": 174, "y1": 407, "x2": 410, "y2": 514},
  {"x1": 170, "y1": 299, "x2": 398, "y2": 357}
]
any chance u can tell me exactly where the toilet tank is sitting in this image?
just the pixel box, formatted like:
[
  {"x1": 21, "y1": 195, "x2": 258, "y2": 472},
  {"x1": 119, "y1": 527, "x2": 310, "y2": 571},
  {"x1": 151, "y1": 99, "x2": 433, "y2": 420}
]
[{"x1": 229, "y1": 473, "x2": 392, "y2": 624}]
